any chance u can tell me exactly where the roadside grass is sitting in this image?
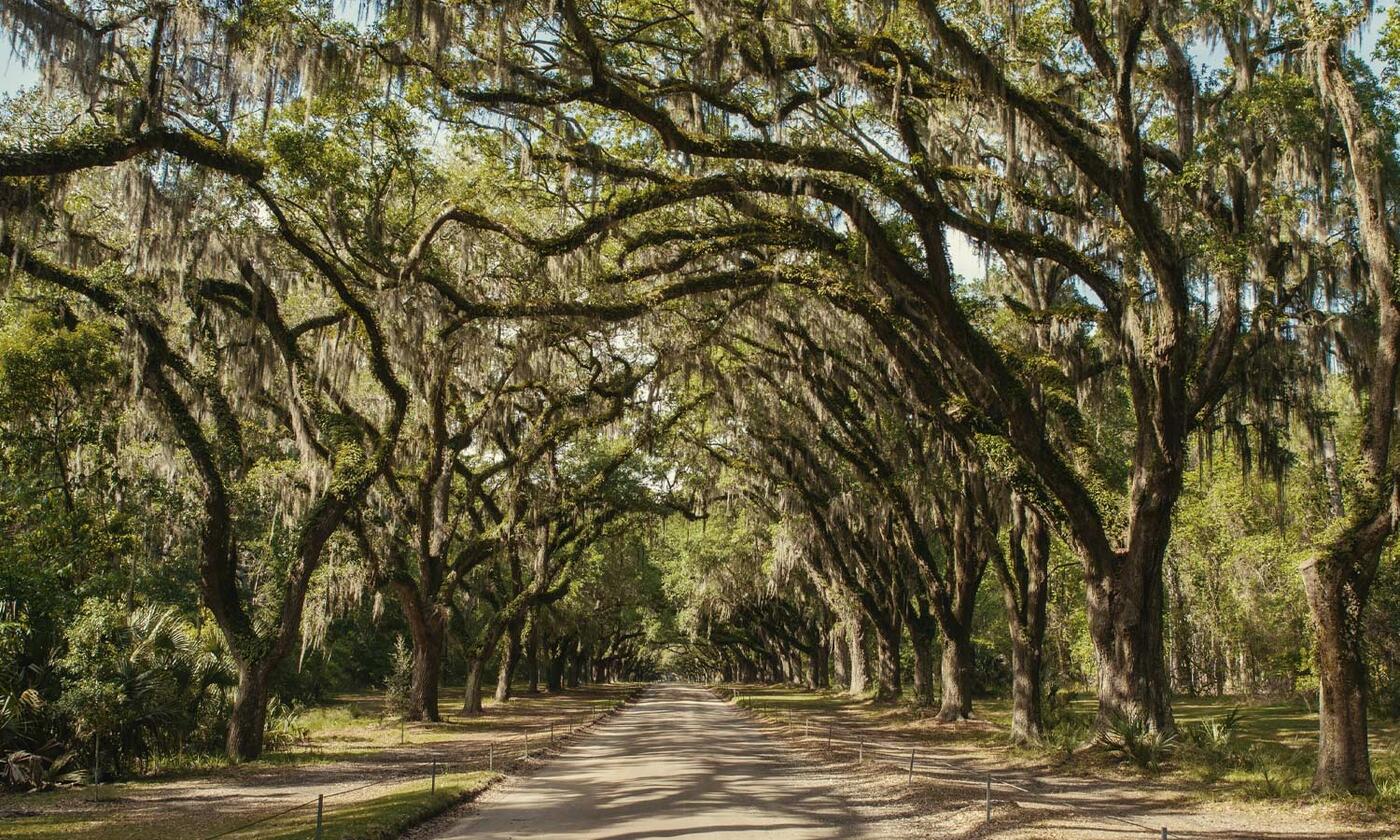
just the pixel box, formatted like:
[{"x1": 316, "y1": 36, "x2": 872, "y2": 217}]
[
  {"x1": 720, "y1": 683, "x2": 1400, "y2": 821},
  {"x1": 0, "y1": 683, "x2": 636, "y2": 840},
  {"x1": 102, "y1": 685, "x2": 632, "y2": 781},
  {"x1": 0, "y1": 771, "x2": 497, "y2": 840}
]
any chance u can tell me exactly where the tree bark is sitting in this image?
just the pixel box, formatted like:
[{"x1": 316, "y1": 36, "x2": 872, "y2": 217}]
[
  {"x1": 397, "y1": 587, "x2": 446, "y2": 722},
  {"x1": 1000, "y1": 494, "x2": 1049, "y2": 743},
  {"x1": 1086, "y1": 554, "x2": 1173, "y2": 731},
  {"x1": 227, "y1": 661, "x2": 271, "y2": 762},
  {"x1": 910, "y1": 624, "x2": 936, "y2": 708},
  {"x1": 495, "y1": 617, "x2": 523, "y2": 703},
  {"x1": 525, "y1": 606, "x2": 541, "y2": 694},
  {"x1": 847, "y1": 618, "x2": 868, "y2": 696},
  {"x1": 1303, "y1": 556, "x2": 1378, "y2": 794},
  {"x1": 461, "y1": 656, "x2": 486, "y2": 716},
  {"x1": 873, "y1": 620, "x2": 902, "y2": 702},
  {"x1": 936, "y1": 634, "x2": 974, "y2": 722}
]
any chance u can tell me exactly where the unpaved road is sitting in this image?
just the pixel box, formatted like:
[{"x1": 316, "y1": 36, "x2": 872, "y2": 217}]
[{"x1": 431, "y1": 683, "x2": 866, "y2": 839}]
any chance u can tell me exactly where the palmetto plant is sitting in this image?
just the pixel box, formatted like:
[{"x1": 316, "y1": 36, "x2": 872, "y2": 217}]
[{"x1": 1097, "y1": 713, "x2": 1178, "y2": 772}]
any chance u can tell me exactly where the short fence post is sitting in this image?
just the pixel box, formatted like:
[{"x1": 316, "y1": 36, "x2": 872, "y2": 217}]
[
  {"x1": 431, "y1": 760, "x2": 437, "y2": 793},
  {"x1": 524, "y1": 731, "x2": 530, "y2": 759},
  {"x1": 1161, "y1": 829, "x2": 1168, "y2": 840},
  {"x1": 315, "y1": 793, "x2": 324, "y2": 839},
  {"x1": 985, "y1": 775, "x2": 992, "y2": 821},
  {"x1": 858, "y1": 738, "x2": 864, "y2": 764},
  {"x1": 489, "y1": 741, "x2": 495, "y2": 772},
  {"x1": 804, "y1": 717, "x2": 810, "y2": 738},
  {"x1": 908, "y1": 749, "x2": 915, "y2": 784},
  {"x1": 400, "y1": 719, "x2": 405, "y2": 745},
  {"x1": 827, "y1": 724, "x2": 832, "y2": 751},
  {"x1": 550, "y1": 723, "x2": 555, "y2": 745}
]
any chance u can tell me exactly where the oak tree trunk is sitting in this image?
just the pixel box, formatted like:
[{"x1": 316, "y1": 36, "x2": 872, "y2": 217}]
[
  {"x1": 1303, "y1": 556, "x2": 1378, "y2": 794},
  {"x1": 873, "y1": 621, "x2": 902, "y2": 702},
  {"x1": 910, "y1": 625, "x2": 936, "y2": 708},
  {"x1": 227, "y1": 661, "x2": 271, "y2": 762},
  {"x1": 847, "y1": 618, "x2": 868, "y2": 696},
  {"x1": 1086, "y1": 556, "x2": 1173, "y2": 731},
  {"x1": 461, "y1": 656, "x2": 486, "y2": 716},
  {"x1": 495, "y1": 618, "x2": 523, "y2": 703},
  {"x1": 936, "y1": 633, "x2": 974, "y2": 722}
]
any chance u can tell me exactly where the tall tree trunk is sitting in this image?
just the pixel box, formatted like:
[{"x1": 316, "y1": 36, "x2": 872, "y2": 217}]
[
  {"x1": 831, "y1": 622, "x2": 850, "y2": 689},
  {"x1": 873, "y1": 620, "x2": 902, "y2": 702},
  {"x1": 1000, "y1": 494, "x2": 1049, "y2": 743},
  {"x1": 227, "y1": 661, "x2": 271, "y2": 762},
  {"x1": 1303, "y1": 555, "x2": 1378, "y2": 794},
  {"x1": 547, "y1": 646, "x2": 566, "y2": 692},
  {"x1": 567, "y1": 642, "x2": 586, "y2": 688},
  {"x1": 1086, "y1": 553, "x2": 1173, "y2": 731},
  {"x1": 397, "y1": 588, "x2": 446, "y2": 722},
  {"x1": 847, "y1": 618, "x2": 868, "y2": 696},
  {"x1": 410, "y1": 630, "x2": 444, "y2": 722},
  {"x1": 525, "y1": 606, "x2": 541, "y2": 694},
  {"x1": 936, "y1": 633, "x2": 974, "y2": 721},
  {"x1": 461, "y1": 656, "x2": 486, "y2": 716},
  {"x1": 1166, "y1": 558, "x2": 1194, "y2": 695},
  {"x1": 910, "y1": 629, "x2": 936, "y2": 707},
  {"x1": 495, "y1": 617, "x2": 523, "y2": 703}
]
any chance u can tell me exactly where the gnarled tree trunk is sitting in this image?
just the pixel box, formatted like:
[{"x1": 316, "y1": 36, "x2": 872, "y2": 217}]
[
  {"x1": 227, "y1": 661, "x2": 272, "y2": 762},
  {"x1": 495, "y1": 617, "x2": 523, "y2": 703},
  {"x1": 873, "y1": 619, "x2": 902, "y2": 702},
  {"x1": 936, "y1": 633, "x2": 974, "y2": 722},
  {"x1": 847, "y1": 617, "x2": 868, "y2": 696},
  {"x1": 461, "y1": 656, "x2": 487, "y2": 716}
]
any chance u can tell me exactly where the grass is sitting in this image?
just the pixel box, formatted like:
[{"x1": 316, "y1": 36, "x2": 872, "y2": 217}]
[
  {"x1": 0, "y1": 683, "x2": 637, "y2": 840},
  {"x1": 226, "y1": 770, "x2": 496, "y2": 840},
  {"x1": 0, "y1": 771, "x2": 496, "y2": 840},
  {"x1": 721, "y1": 683, "x2": 1400, "y2": 819}
]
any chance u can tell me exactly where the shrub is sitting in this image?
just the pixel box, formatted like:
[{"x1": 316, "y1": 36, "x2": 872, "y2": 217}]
[
  {"x1": 384, "y1": 636, "x2": 414, "y2": 718},
  {"x1": 1181, "y1": 708, "x2": 1244, "y2": 770},
  {"x1": 1096, "y1": 713, "x2": 1176, "y2": 771}
]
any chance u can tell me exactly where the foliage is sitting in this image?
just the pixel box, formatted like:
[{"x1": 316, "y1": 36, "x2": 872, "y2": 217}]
[
  {"x1": 1096, "y1": 714, "x2": 1178, "y2": 772},
  {"x1": 383, "y1": 637, "x2": 414, "y2": 720}
]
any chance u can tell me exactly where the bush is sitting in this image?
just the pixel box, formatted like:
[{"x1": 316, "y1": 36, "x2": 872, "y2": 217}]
[
  {"x1": 1096, "y1": 713, "x2": 1176, "y2": 771},
  {"x1": 1180, "y1": 708, "x2": 1244, "y2": 770},
  {"x1": 384, "y1": 637, "x2": 414, "y2": 718}
]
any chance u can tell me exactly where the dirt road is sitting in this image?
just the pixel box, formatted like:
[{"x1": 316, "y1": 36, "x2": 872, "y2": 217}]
[{"x1": 430, "y1": 683, "x2": 866, "y2": 839}]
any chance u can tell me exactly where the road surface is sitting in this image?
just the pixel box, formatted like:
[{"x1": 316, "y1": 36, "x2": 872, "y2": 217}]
[{"x1": 431, "y1": 683, "x2": 866, "y2": 839}]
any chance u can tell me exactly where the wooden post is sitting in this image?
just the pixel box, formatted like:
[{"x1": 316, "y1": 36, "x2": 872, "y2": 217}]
[
  {"x1": 489, "y1": 741, "x2": 494, "y2": 772},
  {"x1": 524, "y1": 731, "x2": 530, "y2": 759},
  {"x1": 908, "y1": 749, "x2": 915, "y2": 784},
  {"x1": 431, "y1": 760, "x2": 437, "y2": 793},
  {"x1": 315, "y1": 793, "x2": 324, "y2": 839},
  {"x1": 985, "y1": 775, "x2": 992, "y2": 822},
  {"x1": 859, "y1": 738, "x2": 864, "y2": 764}
]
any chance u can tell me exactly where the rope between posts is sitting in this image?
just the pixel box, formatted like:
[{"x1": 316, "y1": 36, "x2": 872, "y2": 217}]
[
  {"x1": 784, "y1": 726, "x2": 1034, "y2": 795},
  {"x1": 750, "y1": 702, "x2": 1173, "y2": 838},
  {"x1": 198, "y1": 693, "x2": 635, "y2": 840}
]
